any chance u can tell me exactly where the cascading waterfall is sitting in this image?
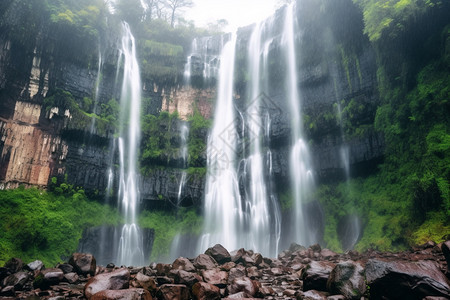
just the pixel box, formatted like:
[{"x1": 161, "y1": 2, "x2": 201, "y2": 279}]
[
  {"x1": 336, "y1": 102, "x2": 361, "y2": 250},
  {"x1": 90, "y1": 47, "x2": 103, "y2": 134},
  {"x1": 199, "y1": 33, "x2": 243, "y2": 253},
  {"x1": 115, "y1": 22, "x2": 145, "y2": 266},
  {"x1": 283, "y1": 4, "x2": 317, "y2": 247},
  {"x1": 177, "y1": 123, "x2": 189, "y2": 206},
  {"x1": 244, "y1": 20, "x2": 281, "y2": 257}
]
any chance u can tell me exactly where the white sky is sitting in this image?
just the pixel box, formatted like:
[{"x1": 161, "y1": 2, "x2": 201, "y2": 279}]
[{"x1": 185, "y1": 0, "x2": 280, "y2": 31}]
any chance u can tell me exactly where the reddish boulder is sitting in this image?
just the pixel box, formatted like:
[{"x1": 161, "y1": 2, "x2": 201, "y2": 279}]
[
  {"x1": 302, "y1": 261, "x2": 335, "y2": 292},
  {"x1": 205, "y1": 244, "x2": 231, "y2": 264},
  {"x1": 202, "y1": 268, "x2": 228, "y2": 287},
  {"x1": 172, "y1": 257, "x2": 196, "y2": 272},
  {"x1": 194, "y1": 254, "x2": 217, "y2": 270},
  {"x1": 175, "y1": 270, "x2": 201, "y2": 287},
  {"x1": 91, "y1": 288, "x2": 152, "y2": 300},
  {"x1": 157, "y1": 284, "x2": 189, "y2": 300},
  {"x1": 227, "y1": 276, "x2": 258, "y2": 296},
  {"x1": 84, "y1": 268, "x2": 130, "y2": 299},
  {"x1": 326, "y1": 261, "x2": 365, "y2": 299},
  {"x1": 365, "y1": 259, "x2": 450, "y2": 299},
  {"x1": 69, "y1": 253, "x2": 96, "y2": 276},
  {"x1": 192, "y1": 282, "x2": 220, "y2": 300}
]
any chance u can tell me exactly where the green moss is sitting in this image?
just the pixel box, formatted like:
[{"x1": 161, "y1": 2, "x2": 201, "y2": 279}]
[{"x1": 0, "y1": 187, "x2": 120, "y2": 266}]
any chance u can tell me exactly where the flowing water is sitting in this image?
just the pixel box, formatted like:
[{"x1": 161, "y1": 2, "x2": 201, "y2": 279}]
[
  {"x1": 115, "y1": 22, "x2": 145, "y2": 266},
  {"x1": 198, "y1": 33, "x2": 242, "y2": 253},
  {"x1": 283, "y1": 4, "x2": 317, "y2": 247}
]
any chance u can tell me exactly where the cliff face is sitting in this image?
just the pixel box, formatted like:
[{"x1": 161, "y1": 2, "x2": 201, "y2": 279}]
[{"x1": 0, "y1": 0, "x2": 382, "y2": 207}]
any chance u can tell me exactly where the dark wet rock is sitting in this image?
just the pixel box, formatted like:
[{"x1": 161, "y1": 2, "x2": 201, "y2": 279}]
[
  {"x1": 25, "y1": 260, "x2": 44, "y2": 271},
  {"x1": 228, "y1": 267, "x2": 247, "y2": 284},
  {"x1": 64, "y1": 272, "x2": 79, "y2": 284},
  {"x1": 3, "y1": 258, "x2": 23, "y2": 273},
  {"x1": 302, "y1": 261, "x2": 336, "y2": 291},
  {"x1": 134, "y1": 272, "x2": 157, "y2": 291},
  {"x1": 205, "y1": 244, "x2": 232, "y2": 264},
  {"x1": 202, "y1": 268, "x2": 228, "y2": 288},
  {"x1": 0, "y1": 285, "x2": 15, "y2": 296},
  {"x1": 174, "y1": 270, "x2": 200, "y2": 287},
  {"x1": 156, "y1": 276, "x2": 174, "y2": 286},
  {"x1": 227, "y1": 276, "x2": 258, "y2": 297},
  {"x1": 194, "y1": 254, "x2": 217, "y2": 270},
  {"x1": 37, "y1": 268, "x2": 64, "y2": 287},
  {"x1": 156, "y1": 263, "x2": 171, "y2": 276},
  {"x1": 297, "y1": 289, "x2": 329, "y2": 300},
  {"x1": 326, "y1": 261, "x2": 365, "y2": 299},
  {"x1": 84, "y1": 268, "x2": 130, "y2": 299},
  {"x1": 3, "y1": 272, "x2": 28, "y2": 290},
  {"x1": 69, "y1": 253, "x2": 96, "y2": 276},
  {"x1": 441, "y1": 240, "x2": 450, "y2": 274},
  {"x1": 91, "y1": 288, "x2": 152, "y2": 300},
  {"x1": 157, "y1": 284, "x2": 189, "y2": 300},
  {"x1": 365, "y1": 259, "x2": 450, "y2": 299},
  {"x1": 57, "y1": 263, "x2": 74, "y2": 274},
  {"x1": 172, "y1": 257, "x2": 196, "y2": 272},
  {"x1": 192, "y1": 282, "x2": 221, "y2": 300},
  {"x1": 0, "y1": 267, "x2": 10, "y2": 282},
  {"x1": 326, "y1": 295, "x2": 346, "y2": 300}
]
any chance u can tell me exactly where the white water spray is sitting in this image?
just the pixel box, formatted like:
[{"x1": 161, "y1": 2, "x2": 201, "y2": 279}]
[
  {"x1": 116, "y1": 22, "x2": 145, "y2": 266},
  {"x1": 283, "y1": 4, "x2": 316, "y2": 247},
  {"x1": 199, "y1": 34, "x2": 243, "y2": 253}
]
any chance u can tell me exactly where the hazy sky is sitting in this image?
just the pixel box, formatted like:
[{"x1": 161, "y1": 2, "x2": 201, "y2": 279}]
[{"x1": 185, "y1": 0, "x2": 280, "y2": 31}]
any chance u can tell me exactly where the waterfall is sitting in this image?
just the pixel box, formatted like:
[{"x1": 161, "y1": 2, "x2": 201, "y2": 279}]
[
  {"x1": 90, "y1": 47, "x2": 103, "y2": 134},
  {"x1": 199, "y1": 33, "x2": 242, "y2": 253},
  {"x1": 283, "y1": 4, "x2": 317, "y2": 247},
  {"x1": 244, "y1": 20, "x2": 281, "y2": 257},
  {"x1": 115, "y1": 22, "x2": 145, "y2": 266},
  {"x1": 336, "y1": 103, "x2": 361, "y2": 250}
]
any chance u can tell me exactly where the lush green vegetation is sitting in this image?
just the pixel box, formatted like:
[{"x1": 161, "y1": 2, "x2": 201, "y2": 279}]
[
  {"x1": 0, "y1": 186, "x2": 120, "y2": 266},
  {"x1": 319, "y1": 0, "x2": 450, "y2": 251},
  {"x1": 44, "y1": 89, "x2": 119, "y2": 136}
]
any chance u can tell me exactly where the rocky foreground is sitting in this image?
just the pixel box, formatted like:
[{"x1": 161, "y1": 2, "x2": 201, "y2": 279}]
[{"x1": 1, "y1": 241, "x2": 450, "y2": 300}]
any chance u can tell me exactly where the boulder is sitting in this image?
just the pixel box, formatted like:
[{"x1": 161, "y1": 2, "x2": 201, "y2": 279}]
[
  {"x1": 175, "y1": 270, "x2": 200, "y2": 287},
  {"x1": 225, "y1": 291, "x2": 253, "y2": 299},
  {"x1": 326, "y1": 261, "x2": 365, "y2": 300},
  {"x1": 3, "y1": 272, "x2": 29, "y2": 290},
  {"x1": 205, "y1": 244, "x2": 231, "y2": 264},
  {"x1": 157, "y1": 284, "x2": 189, "y2": 300},
  {"x1": 3, "y1": 258, "x2": 23, "y2": 273},
  {"x1": 192, "y1": 282, "x2": 221, "y2": 300},
  {"x1": 302, "y1": 261, "x2": 335, "y2": 291},
  {"x1": 0, "y1": 286, "x2": 15, "y2": 296},
  {"x1": 57, "y1": 263, "x2": 74, "y2": 274},
  {"x1": 91, "y1": 288, "x2": 152, "y2": 300},
  {"x1": 227, "y1": 276, "x2": 258, "y2": 296},
  {"x1": 69, "y1": 253, "x2": 96, "y2": 276},
  {"x1": 202, "y1": 268, "x2": 228, "y2": 287},
  {"x1": 134, "y1": 272, "x2": 157, "y2": 291},
  {"x1": 227, "y1": 267, "x2": 246, "y2": 284},
  {"x1": 194, "y1": 254, "x2": 217, "y2": 270},
  {"x1": 156, "y1": 264, "x2": 171, "y2": 276},
  {"x1": 365, "y1": 259, "x2": 450, "y2": 299},
  {"x1": 64, "y1": 272, "x2": 79, "y2": 284},
  {"x1": 39, "y1": 268, "x2": 64, "y2": 287},
  {"x1": 84, "y1": 268, "x2": 130, "y2": 299},
  {"x1": 441, "y1": 240, "x2": 450, "y2": 274},
  {"x1": 25, "y1": 260, "x2": 44, "y2": 271},
  {"x1": 297, "y1": 290, "x2": 329, "y2": 300},
  {"x1": 172, "y1": 257, "x2": 196, "y2": 272}
]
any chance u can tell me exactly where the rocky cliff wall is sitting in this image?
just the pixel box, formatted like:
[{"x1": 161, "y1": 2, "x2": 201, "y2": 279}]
[{"x1": 0, "y1": 0, "x2": 383, "y2": 208}]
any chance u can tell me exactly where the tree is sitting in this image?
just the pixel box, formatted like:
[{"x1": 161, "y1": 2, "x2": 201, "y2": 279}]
[{"x1": 164, "y1": 0, "x2": 193, "y2": 27}]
